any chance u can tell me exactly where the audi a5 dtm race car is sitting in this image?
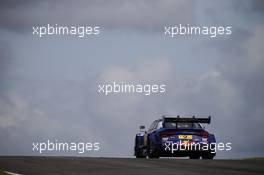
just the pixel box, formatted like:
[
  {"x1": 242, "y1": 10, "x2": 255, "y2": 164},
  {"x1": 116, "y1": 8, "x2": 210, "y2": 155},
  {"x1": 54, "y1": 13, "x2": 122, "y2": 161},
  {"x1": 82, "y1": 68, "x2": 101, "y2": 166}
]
[{"x1": 134, "y1": 116, "x2": 216, "y2": 159}]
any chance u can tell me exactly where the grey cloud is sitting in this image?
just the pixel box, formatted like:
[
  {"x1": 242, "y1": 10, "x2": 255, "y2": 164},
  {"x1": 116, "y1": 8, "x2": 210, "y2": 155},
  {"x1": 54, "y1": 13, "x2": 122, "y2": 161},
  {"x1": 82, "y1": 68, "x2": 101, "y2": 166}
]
[
  {"x1": 89, "y1": 58, "x2": 171, "y2": 156},
  {"x1": 0, "y1": 41, "x2": 11, "y2": 84},
  {"x1": 217, "y1": 26, "x2": 264, "y2": 153},
  {"x1": 0, "y1": 0, "x2": 264, "y2": 158},
  {"x1": 0, "y1": 0, "x2": 194, "y2": 33}
]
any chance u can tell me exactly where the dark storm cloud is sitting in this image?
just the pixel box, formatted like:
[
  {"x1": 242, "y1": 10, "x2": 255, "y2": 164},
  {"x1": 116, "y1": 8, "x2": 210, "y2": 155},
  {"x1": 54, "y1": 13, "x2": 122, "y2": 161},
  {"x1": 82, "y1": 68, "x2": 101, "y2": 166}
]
[{"x1": 0, "y1": 0, "x2": 194, "y2": 33}]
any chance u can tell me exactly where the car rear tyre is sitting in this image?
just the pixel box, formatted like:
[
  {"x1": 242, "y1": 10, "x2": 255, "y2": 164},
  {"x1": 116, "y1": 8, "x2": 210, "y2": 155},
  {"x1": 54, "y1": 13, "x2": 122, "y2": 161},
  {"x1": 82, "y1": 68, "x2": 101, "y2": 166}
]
[
  {"x1": 189, "y1": 154, "x2": 200, "y2": 159},
  {"x1": 136, "y1": 155, "x2": 146, "y2": 158},
  {"x1": 201, "y1": 153, "x2": 214, "y2": 159},
  {"x1": 148, "y1": 142, "x2": 160, "y2": 159}
]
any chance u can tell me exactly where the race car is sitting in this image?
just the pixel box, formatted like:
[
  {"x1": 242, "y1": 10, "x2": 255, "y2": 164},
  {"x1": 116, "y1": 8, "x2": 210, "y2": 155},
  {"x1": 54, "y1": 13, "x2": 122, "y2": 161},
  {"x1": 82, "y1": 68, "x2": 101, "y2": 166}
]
[{"x1": 134, "y1": 115, "x2": 216, "y2": 159}]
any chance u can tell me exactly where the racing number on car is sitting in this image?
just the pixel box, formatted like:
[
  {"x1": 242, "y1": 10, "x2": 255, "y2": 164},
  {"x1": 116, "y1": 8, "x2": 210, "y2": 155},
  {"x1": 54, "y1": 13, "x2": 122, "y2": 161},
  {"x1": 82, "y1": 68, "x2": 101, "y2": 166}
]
[{"x1": 178, "y1": 135, "x2": 192, "y2": 139}]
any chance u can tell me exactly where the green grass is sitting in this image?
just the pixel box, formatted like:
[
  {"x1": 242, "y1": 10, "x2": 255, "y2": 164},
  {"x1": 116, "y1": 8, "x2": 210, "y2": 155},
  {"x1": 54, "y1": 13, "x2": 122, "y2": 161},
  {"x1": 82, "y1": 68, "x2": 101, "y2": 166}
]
[
  {"x1": 244, "y1": 157, "x2": 264, "y2": 160},
  {"x1": 0, "y1": 171, "x2": 8, "y2": 175}
]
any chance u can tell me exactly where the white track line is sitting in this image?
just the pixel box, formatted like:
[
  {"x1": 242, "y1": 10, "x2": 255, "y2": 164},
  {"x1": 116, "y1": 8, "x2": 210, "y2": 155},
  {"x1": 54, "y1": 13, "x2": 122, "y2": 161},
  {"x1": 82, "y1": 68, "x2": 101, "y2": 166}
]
[{"x1": 4, "y1": 171, "x2": 23, "y2": 175}]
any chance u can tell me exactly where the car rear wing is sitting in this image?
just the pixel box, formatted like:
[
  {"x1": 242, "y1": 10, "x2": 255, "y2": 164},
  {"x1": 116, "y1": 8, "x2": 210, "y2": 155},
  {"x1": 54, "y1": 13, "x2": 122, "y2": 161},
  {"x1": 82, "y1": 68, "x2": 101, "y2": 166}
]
[{"x1": 162, "y1": 115, "x2": 211, "y2": 124}]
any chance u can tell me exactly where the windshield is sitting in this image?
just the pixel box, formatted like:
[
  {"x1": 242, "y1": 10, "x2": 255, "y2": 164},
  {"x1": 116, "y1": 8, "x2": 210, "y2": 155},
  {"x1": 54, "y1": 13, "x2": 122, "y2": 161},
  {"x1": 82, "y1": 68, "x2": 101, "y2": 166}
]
[{"x1": 164, "y1": 122, "x2": 202, "y2": 129}]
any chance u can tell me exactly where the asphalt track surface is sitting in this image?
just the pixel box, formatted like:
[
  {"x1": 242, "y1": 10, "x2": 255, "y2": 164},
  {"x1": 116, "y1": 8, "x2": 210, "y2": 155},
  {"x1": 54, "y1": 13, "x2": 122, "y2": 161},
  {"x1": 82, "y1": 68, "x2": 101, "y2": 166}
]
[{"x1": 0, "y1": 157, "x2": 263, "y2": 175}]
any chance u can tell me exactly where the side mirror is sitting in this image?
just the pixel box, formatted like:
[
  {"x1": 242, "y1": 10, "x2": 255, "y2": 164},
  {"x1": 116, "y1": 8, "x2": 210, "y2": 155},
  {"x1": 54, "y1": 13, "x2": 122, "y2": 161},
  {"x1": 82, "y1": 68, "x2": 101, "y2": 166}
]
[{"x1": 139, "y1": 125, "x2": 145, "y2": 132}]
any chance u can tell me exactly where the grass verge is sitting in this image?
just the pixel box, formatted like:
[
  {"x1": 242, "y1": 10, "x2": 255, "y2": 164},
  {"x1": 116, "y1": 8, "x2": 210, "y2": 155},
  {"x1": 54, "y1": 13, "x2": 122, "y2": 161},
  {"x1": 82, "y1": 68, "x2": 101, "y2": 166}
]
[
  {"x1": 244, "y1": 157, "x2": 264, "y2": 160},
  {"x1": 0, "y1": 171, "x2": 8, "y2": 175}
]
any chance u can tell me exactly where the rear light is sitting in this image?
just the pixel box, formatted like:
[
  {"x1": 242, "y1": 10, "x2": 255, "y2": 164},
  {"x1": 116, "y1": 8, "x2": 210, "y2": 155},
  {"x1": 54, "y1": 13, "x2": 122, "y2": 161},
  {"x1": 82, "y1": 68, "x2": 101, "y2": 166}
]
[
  {"x1": 159, "y1": 131, "x2": 175, "y2": 137},
  {"x1": 198, "y1": 131, "x2": 209, "y2": 138}
]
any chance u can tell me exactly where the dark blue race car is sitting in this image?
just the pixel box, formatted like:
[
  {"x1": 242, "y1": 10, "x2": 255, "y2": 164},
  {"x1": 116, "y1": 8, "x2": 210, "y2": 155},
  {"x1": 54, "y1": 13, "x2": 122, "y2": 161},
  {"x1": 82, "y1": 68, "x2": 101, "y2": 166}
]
[{"x1": 134, "y1": 116, "x2": 216, "y2": 159}]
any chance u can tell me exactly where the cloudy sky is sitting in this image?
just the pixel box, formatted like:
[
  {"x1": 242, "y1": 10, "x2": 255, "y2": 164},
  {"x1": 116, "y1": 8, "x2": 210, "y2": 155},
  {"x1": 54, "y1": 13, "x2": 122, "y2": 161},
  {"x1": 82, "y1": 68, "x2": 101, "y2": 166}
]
[{"x1": 0, "y1": 0, "x2": 263, "y2": 158}]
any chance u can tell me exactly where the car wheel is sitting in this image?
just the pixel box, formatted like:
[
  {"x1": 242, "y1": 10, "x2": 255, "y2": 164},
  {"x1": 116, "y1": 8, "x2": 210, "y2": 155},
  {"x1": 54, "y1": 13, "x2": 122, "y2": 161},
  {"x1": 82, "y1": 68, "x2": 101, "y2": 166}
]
[
  {"x1": 135, "y1": 147, "x2": 146, "y2": 158},
  {"x1": 189, "y1": 154, "x2": 200, "y2": 159},
  {"x1": 201, "y1": 153, "x2": 214, "y2": 159},
  {"x1": 148, "y1": 142, "x2": 160, "y2": 159},
  {"x1": 136, "y1": 155, "x2": 146, "y2": 158}
]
